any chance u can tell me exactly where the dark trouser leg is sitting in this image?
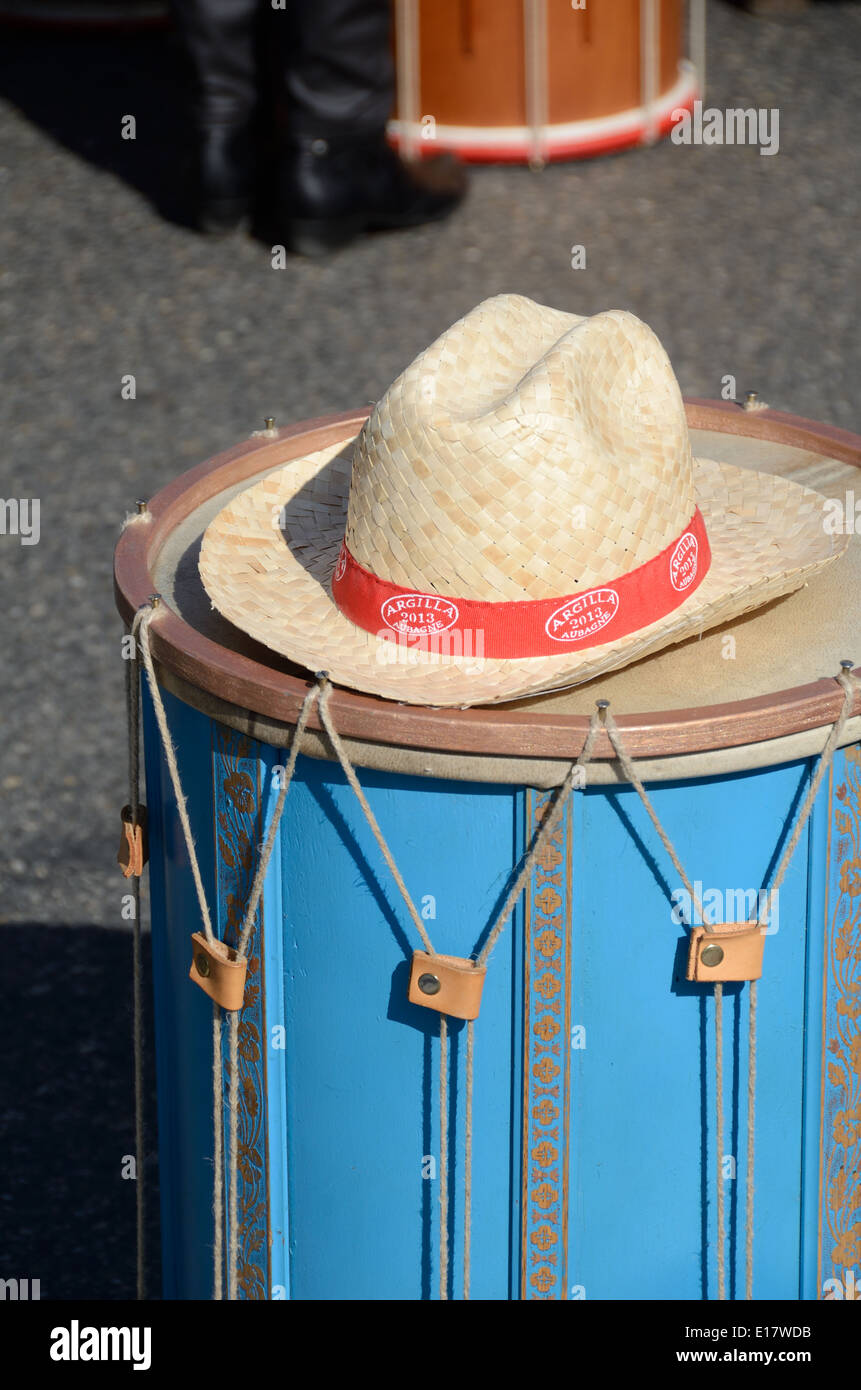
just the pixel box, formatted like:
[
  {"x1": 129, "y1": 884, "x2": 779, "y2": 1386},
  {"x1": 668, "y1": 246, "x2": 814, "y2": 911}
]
[
  {"x1": 170, "y1": 0, "x2": 260, "y2": 125},
  {"x1": 169, "y1": 0, "x2": 263, "y2": 228},
  {"x1": 276, "y1": 0, "x2": 395, "y2": 139}
]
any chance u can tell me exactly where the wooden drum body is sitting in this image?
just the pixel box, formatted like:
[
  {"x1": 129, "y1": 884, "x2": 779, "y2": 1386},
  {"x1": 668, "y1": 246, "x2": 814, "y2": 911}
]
[
  {"x1": 115, "y1": 403, "x2": 861, "y2": 1300},
  {"x1": 390, "y1": 0, "x2": 699, "y2": 163}
]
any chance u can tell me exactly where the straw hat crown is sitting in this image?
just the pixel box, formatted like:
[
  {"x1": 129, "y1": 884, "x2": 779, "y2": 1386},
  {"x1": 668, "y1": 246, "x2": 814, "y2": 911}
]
[{"x1": 345, "y1": 294, "x2": 697, "y2": 601}]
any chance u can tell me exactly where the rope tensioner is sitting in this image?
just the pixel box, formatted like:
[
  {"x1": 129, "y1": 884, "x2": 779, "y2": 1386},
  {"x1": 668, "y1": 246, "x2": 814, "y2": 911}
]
[
  {"x1": 189, "y1": 933, "x2": 248, "y2": 1011},
  {"x1": 408, "y1": 950, "x2": 486, "y2": 1020},
  {"x1": 118, "y1": 805, "x2": 148, "y2": 878},
  {"x1": 686, "y1": 920, "x2": 765, "y2": 983}
]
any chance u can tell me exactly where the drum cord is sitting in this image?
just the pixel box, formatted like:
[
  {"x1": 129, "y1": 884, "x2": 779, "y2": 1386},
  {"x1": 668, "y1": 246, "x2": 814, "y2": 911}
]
[
  {"x1": 317, "y1": 674, "x2": 603, "y2": 1300},
  {"x1": 125, "y1": 624, "x2": 146, "y2": 1302},
  {"x1": 524, "y1": 0, "x2": 549, "y2": 170},
  {"x1": 602, "y1": 666, "x2": 859, "y2": 1300},
  {"x1": 131, "y1": 605, "x2": 223, "y2": 1299},
  {"x1": 127, "y1": 600, "x2": 857, "y2": 1302},
  {"x1": 132, "y1": 602, "x2": 320, "y2": 1300},
  {"x1": 318, "y1": 664, "x2": 856, "y2": 1301}
]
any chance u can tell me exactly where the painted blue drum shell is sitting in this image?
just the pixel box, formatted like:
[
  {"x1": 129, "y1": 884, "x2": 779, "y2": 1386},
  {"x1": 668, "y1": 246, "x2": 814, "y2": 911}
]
[{"x1": 142, "y1": 683, "x2": 861, "y2": 1301}]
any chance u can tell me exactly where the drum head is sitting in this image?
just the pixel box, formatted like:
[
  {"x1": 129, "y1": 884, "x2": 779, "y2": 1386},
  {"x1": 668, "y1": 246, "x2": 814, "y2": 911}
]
[{"x1": 114, "y1": 403, "x2": 861, "y2": 785}]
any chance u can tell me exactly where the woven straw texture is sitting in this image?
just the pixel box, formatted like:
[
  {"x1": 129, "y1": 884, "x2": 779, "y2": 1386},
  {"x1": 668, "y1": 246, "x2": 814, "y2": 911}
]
[
  {"x1": 348, "y1": 298, "x2": 694, "y2": 596},
  {"x1": 199, "y1": 296, "x2": 848, "y2": 707}
]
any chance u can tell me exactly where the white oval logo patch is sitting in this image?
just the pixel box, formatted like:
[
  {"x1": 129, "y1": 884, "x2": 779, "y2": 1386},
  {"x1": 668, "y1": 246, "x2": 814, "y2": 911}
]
[
  {"x1": 670, "y1": 533, "x2": 698, "y2": 592},
  {"x1": 545, "y1": 588, "x2": 620, "y2": 644},
  {"x1": 381, "y1": 593, "x2": 460, "y2": 636},
  {"x1": 333, "y1": 543, "x2": 347, "y2": 584}
]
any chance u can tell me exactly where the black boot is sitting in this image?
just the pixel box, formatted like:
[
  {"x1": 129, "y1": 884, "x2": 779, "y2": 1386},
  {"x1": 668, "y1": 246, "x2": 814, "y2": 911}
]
[
  {"x1": 194, "y1": 118, "x2": 258, "y2": 234},
  {"x1": 279, "y1": 130, "x2": 467, "y2": 256}
]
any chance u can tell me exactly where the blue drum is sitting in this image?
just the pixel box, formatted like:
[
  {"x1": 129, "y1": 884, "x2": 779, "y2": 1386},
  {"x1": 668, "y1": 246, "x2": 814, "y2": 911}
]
[{"x1": 114, "y1": 403, "x2": 861, "y2": 1301}]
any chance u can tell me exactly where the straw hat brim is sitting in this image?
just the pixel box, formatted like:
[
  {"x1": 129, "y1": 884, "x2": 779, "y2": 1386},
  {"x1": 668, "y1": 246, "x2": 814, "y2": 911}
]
[{"x1": 198, "y1": 435, "x2": 848, "y2": 708}]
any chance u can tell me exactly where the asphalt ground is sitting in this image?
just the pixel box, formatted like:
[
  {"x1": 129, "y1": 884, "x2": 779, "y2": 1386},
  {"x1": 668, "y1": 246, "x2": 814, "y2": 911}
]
[{"x1": 0, "y1": 0, "x2": 858, "y2": 1297}]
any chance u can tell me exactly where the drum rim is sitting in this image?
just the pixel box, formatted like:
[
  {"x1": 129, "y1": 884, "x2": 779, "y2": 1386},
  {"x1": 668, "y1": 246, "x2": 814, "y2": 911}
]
[{"x1": 113, "y1": 399, "x2": 861, "y2": 762}]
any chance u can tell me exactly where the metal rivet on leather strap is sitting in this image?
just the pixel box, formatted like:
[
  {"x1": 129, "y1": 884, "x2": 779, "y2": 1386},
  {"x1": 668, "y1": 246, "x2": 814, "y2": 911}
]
[
  {"x1": 418, "y1": 973, "x2": 441, "y2": 996},
  {"x1": 195, "y1": 953, "x2": 211, "y2": 978},
  {"x1": 701, "y1": 944, "x2": 725, "y2": 967}
]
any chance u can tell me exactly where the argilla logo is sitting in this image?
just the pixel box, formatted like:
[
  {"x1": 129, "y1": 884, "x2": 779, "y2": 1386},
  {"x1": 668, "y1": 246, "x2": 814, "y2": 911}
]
[
  {"x1": 381, "y1": 593, "x2": 459, "y2": 637},
  {"x1": 670, "y1": 532, "x2": 698, "y2": 592},
  {"x1": 545, "y1": 589, "x2": 619, "y2": 643}
]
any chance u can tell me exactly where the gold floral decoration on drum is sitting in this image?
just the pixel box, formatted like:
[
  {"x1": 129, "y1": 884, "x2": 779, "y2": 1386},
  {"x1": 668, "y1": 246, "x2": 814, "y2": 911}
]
[
  {"x1": 822, "y1": 743, "x2": 861, "y2": 1297},
  {"x1": 522, "y1": 790, "x2": 572, "y2": 1300},
  {"x1": 214, "y1": 724, "x2": 270, "y2": 1299}
]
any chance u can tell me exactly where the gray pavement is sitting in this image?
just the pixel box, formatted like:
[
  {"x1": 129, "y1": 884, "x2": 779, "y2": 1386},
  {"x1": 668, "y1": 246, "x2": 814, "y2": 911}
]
[
  {"x1": 1, "y1": 0, "x2": 860, "y2": 928},
  {"x1": 0, "y1": 0, "x2": 859, "y2": 1297}
]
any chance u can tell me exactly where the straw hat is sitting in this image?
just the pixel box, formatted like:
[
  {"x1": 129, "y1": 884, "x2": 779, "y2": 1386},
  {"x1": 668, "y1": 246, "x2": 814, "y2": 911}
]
[{"x1": 199, "y1": 295, "x2": 847, "y2": 707}]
